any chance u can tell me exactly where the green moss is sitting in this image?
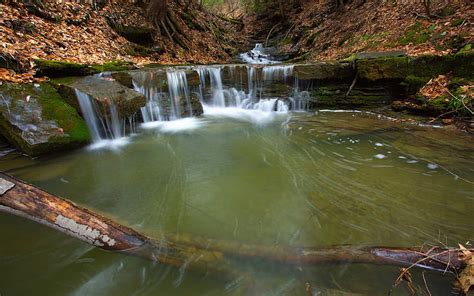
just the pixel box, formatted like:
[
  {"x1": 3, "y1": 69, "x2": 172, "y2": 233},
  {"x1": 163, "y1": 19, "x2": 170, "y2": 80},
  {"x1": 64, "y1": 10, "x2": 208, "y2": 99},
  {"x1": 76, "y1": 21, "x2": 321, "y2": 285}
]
[
  {"x1": 357, "y1": 56, "x2": 410, "y2": 81},
  {"x1": 35, "y1": 59, "x2": 136, "y2": 78},
  {"x1": 459, "y1": 43, "x2": 472, "y2": 53},
  {"x1": 36, "y1": 83, "x2": 90, "y2": 142},
  {"x1": 339, "y1": 54, "x2": 357, "y2": 63},
  {"x1": 35, "y1": 59, "x2": 93, "y2": 77},
  {"x1": 401, "y1": 75, "x2": 431, "y2": 94},
  {"x1": 451, "y1": 18, "x2": 465, "y2": 26},
  {"x1": 398, "y1": 22, "x2": 431, "y2": 46},
  {"x1": 0, "y1": 82, "x2": 90, "y2": 155},
  {"x1": 90, "y1": 61, "x2": 134, "y2": 73}
]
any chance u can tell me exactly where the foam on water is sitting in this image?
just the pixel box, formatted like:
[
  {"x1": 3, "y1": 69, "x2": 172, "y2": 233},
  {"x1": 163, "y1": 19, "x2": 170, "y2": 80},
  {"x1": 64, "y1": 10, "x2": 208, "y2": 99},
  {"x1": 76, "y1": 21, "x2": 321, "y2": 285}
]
[
  {"x1": 203, "y1": 105, "x2": 287, "y2": 126},
  {"x1": 141, "y1": 117, "x2": 204, "y2": 133}
]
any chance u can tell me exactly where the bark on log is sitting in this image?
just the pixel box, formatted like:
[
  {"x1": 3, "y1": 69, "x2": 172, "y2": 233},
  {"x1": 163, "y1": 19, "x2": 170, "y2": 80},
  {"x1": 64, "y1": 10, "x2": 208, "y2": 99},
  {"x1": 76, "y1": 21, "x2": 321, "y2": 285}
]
[{"x1": 0, "y1": 172, "x2": 469, "y2": 282}]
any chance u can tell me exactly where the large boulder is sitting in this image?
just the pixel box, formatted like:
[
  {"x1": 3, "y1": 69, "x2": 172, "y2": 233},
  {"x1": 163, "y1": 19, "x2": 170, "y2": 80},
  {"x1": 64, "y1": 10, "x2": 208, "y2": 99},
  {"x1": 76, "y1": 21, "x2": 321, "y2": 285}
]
[
  {"x1": 0, "y1": 82, "x2": 90, "y2": 156},
  {"x1": 356, "y1": 51, "x2": 474, "y2": 81},
  {"x1": 57, "y1": 76, "x2": 146, "y2": 119},
  {"x1": 293, "y1": 62, "x2": 353, "y2": 81}
]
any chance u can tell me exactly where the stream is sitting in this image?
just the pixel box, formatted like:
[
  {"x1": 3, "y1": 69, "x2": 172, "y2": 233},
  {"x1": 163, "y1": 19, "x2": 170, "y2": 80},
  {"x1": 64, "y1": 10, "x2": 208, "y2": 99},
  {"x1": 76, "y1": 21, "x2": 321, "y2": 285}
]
[{"x1": 0, "y1": 60, "x2": 473, "y2": 295}]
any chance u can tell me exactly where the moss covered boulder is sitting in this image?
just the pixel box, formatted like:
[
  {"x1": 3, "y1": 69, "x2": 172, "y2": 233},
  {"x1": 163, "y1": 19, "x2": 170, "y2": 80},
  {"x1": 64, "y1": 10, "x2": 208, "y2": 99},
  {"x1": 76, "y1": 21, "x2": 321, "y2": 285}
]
[
  {"x1": 356, "y1": 51, "x2": 474, "y2": 81},
  {"x1": 293, "y1": 62, "x2": 353, "y2": 81},
  {"x1": 0, "y1": 82, "x2": 90, "y2": 156},
  {"x1": 56, "y1": 76, "x2": 146, "y2": 119},
  {"x1": 35, "y1": 60, "x2": 136, "y2": 78}
]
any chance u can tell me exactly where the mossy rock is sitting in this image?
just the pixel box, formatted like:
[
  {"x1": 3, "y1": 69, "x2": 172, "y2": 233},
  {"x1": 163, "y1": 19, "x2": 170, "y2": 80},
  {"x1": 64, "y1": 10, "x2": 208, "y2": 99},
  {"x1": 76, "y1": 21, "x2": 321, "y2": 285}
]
[
  {"x1": 56, "y1": 76, "x2": 146, "y2": 119},
  {"x1": 357, "y1": 52, "x2": 474, "y2": 81},
  {"x1": 0, "y1": 82, "x2": 90, "y2": 156},
  {"x1": 293, "y1": 62, "x2": 353, "y2": 81},
  {"x1": 410, "y1": 52, "x2": 474, "y2": 78},
  {"x1": 89, "y1": 61, "x2": 136, "y2": 73},
  {"x1": 180, "y1": 93, "x2": 203, "y2": 117},
  {"x1": 357, "y1": 56, "x2": 410, "y2": 81},
  {"x1": 111, "y1": 72, "x2": 134, "y2": 88},
  {"x1": 35, "y1": 59, "x2": 136, "y2": 78},
  {"x1": 35, "y1": 59, "x2": 93, "y2": 77},
  {"x1": 307, "y1": 83, "x2": 397, "y2": 109}
]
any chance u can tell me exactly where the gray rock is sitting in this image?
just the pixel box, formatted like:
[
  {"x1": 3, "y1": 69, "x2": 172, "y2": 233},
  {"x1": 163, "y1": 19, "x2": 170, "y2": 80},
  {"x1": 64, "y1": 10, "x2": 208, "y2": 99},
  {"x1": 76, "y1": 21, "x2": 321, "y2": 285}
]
[
  {"x1": 0, "y1": 82, "x2": 90, "y2": 156},
  {"x1": 57, "y1": 76, "x2": 146, "y2": 119}
]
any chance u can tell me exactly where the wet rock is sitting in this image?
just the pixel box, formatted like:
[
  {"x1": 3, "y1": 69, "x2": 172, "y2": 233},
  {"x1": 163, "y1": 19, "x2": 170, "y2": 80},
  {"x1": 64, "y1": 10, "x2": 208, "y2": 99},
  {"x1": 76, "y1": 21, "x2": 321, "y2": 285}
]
[
  {"x1": 180, "y1": 93, "x2": 203, "y2": 117},
  {"x1": 56, "y1": 76, "x2": 146, "y2": 119},
  {"x1": 0, "y1": 82, "x2": 90, "y2": 156},
  {"x1": 307, "y1": 82, "x2": 402, "y2": 109},
  {"x1": 111, "y1": 72, "x2": 134, "y2": 88}
]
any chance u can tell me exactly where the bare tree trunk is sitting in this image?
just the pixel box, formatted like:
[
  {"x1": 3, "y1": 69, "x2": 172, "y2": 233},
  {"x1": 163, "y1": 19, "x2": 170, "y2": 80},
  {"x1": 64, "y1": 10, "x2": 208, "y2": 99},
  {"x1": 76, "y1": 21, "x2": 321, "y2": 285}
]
[{"x1": 0, "y1": 172, "x2": 469, "y2": 283}]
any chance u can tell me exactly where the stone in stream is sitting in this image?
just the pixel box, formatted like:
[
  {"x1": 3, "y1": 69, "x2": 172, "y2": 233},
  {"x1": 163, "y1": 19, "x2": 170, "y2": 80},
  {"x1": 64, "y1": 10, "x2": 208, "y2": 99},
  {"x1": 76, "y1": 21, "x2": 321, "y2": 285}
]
[
  {"x1": 0, "y1": 82, "x2": 90, "y2": 156},
  {"x1": 111, "y1": 72, "x2": 134, "y2": 89},
  {"x1": 56, "y1": 76, "x2": 146, "y2": 119}
]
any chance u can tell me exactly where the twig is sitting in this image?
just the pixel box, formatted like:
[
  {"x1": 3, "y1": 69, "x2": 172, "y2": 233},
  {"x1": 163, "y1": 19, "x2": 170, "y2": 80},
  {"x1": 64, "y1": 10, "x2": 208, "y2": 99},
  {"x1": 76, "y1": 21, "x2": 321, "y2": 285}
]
[
  {"x1": 346, "y1": 74, "x2": 358, "y2": 97},
  {"x1": 436, "y1": 80, "x2": 473, "y2": 115},
  {"x1": 283, "y1": 23, "x2": 297, "y2": 41},
  {"x1": 265, "y1": 24, "x2": 279, "y2": 48},
  {"x1": 422, "y1": 271, "x2": 432, "y2": 296}
]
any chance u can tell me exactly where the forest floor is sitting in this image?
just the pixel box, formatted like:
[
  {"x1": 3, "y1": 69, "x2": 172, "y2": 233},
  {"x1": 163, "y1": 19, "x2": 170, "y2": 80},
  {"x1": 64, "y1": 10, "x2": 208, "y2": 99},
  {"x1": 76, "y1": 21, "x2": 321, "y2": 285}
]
[
  {"x1": 0, "y1": 1, "x2": 245, "y2": 82},
  {"x1": 0, "y1": 0, "x2": 473, "y2": 83},
  {"x1": 244, "y1": 0, "x2": 473, "y2": 61}
]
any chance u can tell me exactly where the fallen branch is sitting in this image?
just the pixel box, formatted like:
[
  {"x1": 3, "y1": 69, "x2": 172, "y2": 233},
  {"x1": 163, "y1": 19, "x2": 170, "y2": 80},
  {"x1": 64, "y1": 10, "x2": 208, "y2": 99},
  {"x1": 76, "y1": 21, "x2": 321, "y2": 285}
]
[{"x1": 0, "y1": 172, "x2": 470, "y2": 284}]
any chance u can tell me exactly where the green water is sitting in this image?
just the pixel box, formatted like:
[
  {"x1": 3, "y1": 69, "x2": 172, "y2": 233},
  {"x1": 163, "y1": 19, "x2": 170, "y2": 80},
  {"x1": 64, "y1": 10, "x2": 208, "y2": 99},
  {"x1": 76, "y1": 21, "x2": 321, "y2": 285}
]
[{"x1": 0, "y1": 111, "x2": 473, "y2": 295}]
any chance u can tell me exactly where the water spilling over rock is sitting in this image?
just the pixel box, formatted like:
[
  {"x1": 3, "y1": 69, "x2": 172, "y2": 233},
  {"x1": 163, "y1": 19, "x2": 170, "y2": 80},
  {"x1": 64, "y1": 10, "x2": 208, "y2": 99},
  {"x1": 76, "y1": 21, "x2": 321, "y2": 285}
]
[{"x1": 239, "y1": 43, "x2": 279, "y2": 64}]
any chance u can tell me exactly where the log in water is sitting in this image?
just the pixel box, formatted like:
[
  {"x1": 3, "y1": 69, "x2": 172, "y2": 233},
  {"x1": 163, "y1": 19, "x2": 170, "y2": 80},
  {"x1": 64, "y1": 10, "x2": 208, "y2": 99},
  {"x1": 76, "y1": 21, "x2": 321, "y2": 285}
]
[{"x1": 0, "y1": 171, "x2": 469, "y2": 286}]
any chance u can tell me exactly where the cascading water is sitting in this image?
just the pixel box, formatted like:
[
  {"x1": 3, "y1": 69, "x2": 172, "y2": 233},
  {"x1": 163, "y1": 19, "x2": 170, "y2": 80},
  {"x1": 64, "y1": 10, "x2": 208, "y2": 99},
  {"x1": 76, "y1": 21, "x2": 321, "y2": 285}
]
[
  {"x1": 75, "y1": 89, "x2": 128, "y2": 148},
  {"x1": 239, "y1": 43, "x2": 278, "y2": 64},
  {"x1": 124, "y1": 62, "x2": 311, "y2": 133},
  {"x1": 75, "y1": 89, "x2": 102, "y2": 142}
]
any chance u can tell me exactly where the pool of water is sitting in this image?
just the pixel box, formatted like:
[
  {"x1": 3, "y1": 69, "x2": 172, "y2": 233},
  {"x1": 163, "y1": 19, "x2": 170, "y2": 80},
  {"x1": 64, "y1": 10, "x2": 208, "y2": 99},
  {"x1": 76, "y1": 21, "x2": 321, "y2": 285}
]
[{"x1": 0, "y1": 110, "x2": 473, "y2": 295}]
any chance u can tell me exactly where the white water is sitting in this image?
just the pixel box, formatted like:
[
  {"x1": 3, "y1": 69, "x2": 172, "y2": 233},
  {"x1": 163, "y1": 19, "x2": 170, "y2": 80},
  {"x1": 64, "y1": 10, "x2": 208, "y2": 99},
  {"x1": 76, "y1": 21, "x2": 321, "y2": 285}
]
[
  {"x1": 74, "y1": 89, "x2": 129, "y2": 150},
  {"x1": 239, "y1": 43, "x2": 279, "y2": 64},
  {"x1": 141, "y1": 117, "x2": 204, "y2": 133},
  {"x1": 77, "y1": 60, "x2": 312, "y2": 148}
]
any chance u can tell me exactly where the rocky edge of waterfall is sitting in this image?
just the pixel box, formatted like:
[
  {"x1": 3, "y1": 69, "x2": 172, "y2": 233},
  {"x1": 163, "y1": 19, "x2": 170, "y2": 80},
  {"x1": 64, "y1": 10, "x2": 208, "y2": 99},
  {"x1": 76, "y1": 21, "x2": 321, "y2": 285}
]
[{"x1": 0, "y1": 50, "x2": 473, "y2": 156}]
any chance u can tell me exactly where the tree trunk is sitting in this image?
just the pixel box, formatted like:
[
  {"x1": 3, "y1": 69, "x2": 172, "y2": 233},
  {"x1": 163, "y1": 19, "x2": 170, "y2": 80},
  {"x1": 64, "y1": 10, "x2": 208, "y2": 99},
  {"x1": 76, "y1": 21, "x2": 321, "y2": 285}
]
[{"x1": 0, "y1": 172, "x2": 469, "y2": 283}]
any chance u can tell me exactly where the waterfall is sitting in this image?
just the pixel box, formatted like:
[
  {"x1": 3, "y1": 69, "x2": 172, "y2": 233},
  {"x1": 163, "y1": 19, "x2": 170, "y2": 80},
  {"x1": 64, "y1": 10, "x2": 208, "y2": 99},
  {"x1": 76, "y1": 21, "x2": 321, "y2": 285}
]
[
  {"x1": 74, "y1": 89, "x2": 125, "y2": 143},
  {"x1": 75, "y1": 89, "x2": 103, "y2": 142},
  {"x1": 262, "y1": 65, "x2": 294, "y2": 81},
  {"x1": 239, "y1": 43, "x2": 278, "y2": 64},
  {"x1": 207, "y1": 68, "x2": 226, "y2": 107},
  {"x1": 134, "y1": 70, "x2": 197, "y2": 122},
  {"x1": 131, "y1": 62, "x2": 310, "y2": 127},
  {"x1": 167, "y1": 70, "x2": 191, "y2": 120}
]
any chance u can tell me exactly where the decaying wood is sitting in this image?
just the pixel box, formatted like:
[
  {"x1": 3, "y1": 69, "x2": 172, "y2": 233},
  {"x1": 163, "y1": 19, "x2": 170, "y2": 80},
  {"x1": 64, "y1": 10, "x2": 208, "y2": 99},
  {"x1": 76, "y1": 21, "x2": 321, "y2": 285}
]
[{"x1": 0, "y1": 172, "x2": 470, "y2": 283}]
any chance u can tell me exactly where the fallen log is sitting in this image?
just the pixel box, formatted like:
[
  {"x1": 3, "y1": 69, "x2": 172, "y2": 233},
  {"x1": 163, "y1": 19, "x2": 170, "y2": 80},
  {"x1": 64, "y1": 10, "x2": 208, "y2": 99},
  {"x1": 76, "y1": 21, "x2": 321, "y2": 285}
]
[{"x1": 0, "y1": 172, "x2": 470, "y2": 283}]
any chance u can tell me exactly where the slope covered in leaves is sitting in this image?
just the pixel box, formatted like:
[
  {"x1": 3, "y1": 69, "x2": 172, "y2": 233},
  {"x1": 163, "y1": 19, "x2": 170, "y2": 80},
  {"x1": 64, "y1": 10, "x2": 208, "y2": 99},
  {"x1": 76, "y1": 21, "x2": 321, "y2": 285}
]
[
  {"x1": 0, "y1": 1, "x2": 245, "y2": 82},
  {"x1": 244, "y1": 0, "x2": 473, "y2": 61}
]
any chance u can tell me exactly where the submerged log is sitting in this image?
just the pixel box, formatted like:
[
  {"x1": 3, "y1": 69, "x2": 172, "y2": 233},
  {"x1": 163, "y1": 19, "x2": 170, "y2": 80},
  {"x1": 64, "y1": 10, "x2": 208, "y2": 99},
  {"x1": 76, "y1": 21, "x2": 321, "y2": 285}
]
[{"x1": 0, "y1": 172, "x2": 470, "y2": 281}]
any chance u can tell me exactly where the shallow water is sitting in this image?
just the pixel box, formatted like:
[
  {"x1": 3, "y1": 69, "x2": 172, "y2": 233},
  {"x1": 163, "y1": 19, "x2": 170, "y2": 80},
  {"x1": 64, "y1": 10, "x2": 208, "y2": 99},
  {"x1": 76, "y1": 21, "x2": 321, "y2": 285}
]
[{"x1": 0, "y1": 110, "x2": 473, "y2": 295}]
